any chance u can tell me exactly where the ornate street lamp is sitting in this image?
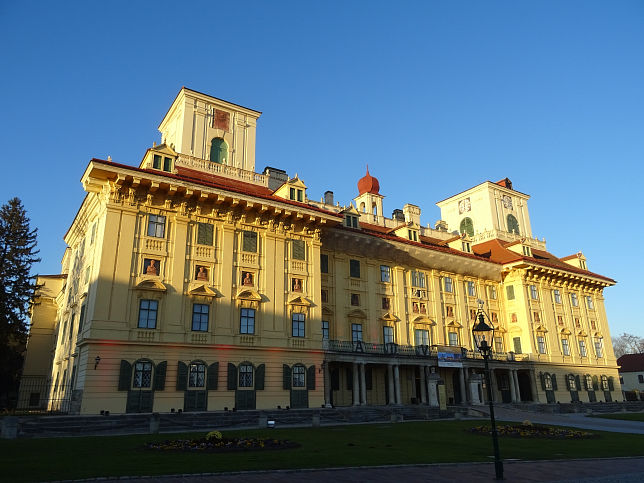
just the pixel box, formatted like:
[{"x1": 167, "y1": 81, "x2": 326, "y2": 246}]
[{"x1": 472, "y1": 299, "x2": 504, "y2": 480}]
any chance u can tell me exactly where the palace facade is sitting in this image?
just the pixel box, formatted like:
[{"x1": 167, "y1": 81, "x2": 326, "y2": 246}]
[{"x1": 20, "y1": 88, "x2": 620, "y2": 414}]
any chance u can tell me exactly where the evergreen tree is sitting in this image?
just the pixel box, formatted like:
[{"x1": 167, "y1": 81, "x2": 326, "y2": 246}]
[{"x1": 0, "y1": 197, "x2": 40, "y2": 409}]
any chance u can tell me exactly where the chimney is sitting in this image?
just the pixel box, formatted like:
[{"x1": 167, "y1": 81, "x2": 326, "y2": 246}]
[
  {"x1": 392, "y1": 209, "x2": 405, "y2": 222},
  {"x1": 263, "y1": 166, "x2": 289, "y2": 191},
  {"x1": 324, "y1": 191, "x2": 334, "y2": 205},
  {"x1": 403, "y1": 204, "x2": 421, "y2": 225}
]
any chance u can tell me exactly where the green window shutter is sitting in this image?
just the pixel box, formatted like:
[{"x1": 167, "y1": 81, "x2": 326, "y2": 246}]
[
  {"x1": 551, "y1": 374, "x2": 558, "y2": 391},
  {"x1": 154, "y1": 361, "x2": 167, "y2": 390},
  {"x1": 176, "y1": 362, "x2": 188, "y2": 391},
  {"x1": 255, "y1": 364, "x2": 265, "y2": 390},
  {"x1": 346, "y1": 367, "x2": 353, "y2": 390},
  {"x1": 292, "y1": 240, "x2": 306, "y2": 260},
  {"x1": 283, "y1": 364, "x2": 292, "y2": 390},
  {"x1": 227, "y1": 363, "x2": 238, "y2": 390},
  {"x1": 608, "y1": 377, "x2": 614, "y2": 391},
  {"x1": 539, "y1": 372, "x2": 545, "y2": 391},
  {"x1": 307, "y1": 365, "x2": 316, "y2": 390},
  {"x1": 575, "y1": 375, "x2": 581, "y2": 391},
  {"x1": 197, "y1": 223, "x2": 214, "y2": 246},
  {"x1": 118, "y1": 360, "x2": 132, "y2": 391},
  {"x1": 592, "y1": 375, "x2": 599, "y2": 390},
  {"x1": 207, "y1": 362, "x2": 219, "y2": 390}
]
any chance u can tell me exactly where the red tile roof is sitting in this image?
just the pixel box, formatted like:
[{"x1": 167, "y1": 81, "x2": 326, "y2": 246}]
[
  {"x1": 617, "y1": 353, "x2": 644, "y2": 372},
  {"x1": 90, "y1": 159, "x2": 342, "y2": 219}
]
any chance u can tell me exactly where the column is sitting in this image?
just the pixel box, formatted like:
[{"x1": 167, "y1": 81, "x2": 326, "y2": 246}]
[
  {"x1": 323, "y1": 362, "x2": 332, "y2": 408},
  {"x1": 509, "y1": 370, "x2": 518, "y2": 403},
  {"x1": 529, "y1": 370, "x2": 539, "y2": 402},
  {"x1": 426, "y1": 367, "x2": 439, "y2": 407},
  {"x1": 419, "y1": 366, "x2": 427, "y2": 404},
  {"x1": 359, "y1": 363, "x2": 367, "y2": 405},
  {"x1": 459, "y1": 368, "x2": 467, "y2": 405},
  {"x1": 393, "y1": 365, "x2": 401, "y2": 404},
  {"x1": 489, "y1": 368, "x2": 498, "y2": 403},
  {"x1": 352, "y1": 363, "x2": 360, "y2": 406},
  {"x1": 387, "y1": 364, "x2": 395, "y2": 405},
  {"x1": 512, "y1": 370, "x2": 521, "y2": 402}
]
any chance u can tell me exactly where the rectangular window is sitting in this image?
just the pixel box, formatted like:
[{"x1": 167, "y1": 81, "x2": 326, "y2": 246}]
[
  {"x1": 530, "y1": 285, "x2": 538, "y2": 300},
  {"x1": 448, "y1": 331, "x2": 459, "y2": 346},
  {"x1": 133, "y1": 361, "x2": 152, "y2": 388},
  {"x1": 350, "y1": 293, "x2": 360, "y2": 306},
  {"x1": 349, "y1": 259, "x2": 360, "y2": 278},
  {"x1": 189, "y1": 363, "x2": 206, "y2": 388},
  {"x1": 239, "y1": 364, "x2": 253, "y2": 387},
  {"x1": 138, "y1": 299, "x2": 158, "y2": 329},
  {"x1": 240, "y1": 308, "x2": 255, "y2": 334},
  {"x1": 297, "y1": 189, "x2": 303, "y2": 202},
  {"x1": 153, "y1": 154, "x2": 162, "y2": 169},
  {"x1": 562, "y1": 338, "x2": 570, "y2": 356},
  {"x1": 351, "y1": 323, "x2": 363, "y2": 342},
  {"x1": 292, "y1": 365, "x2": 305, "y2": 387},
  {"x1": 513, "y1": 337, "x2": 522, "y2": 354},
  {"x1": 163, "y1": 157, "x2": 172, "y2": 172},
  {"x1": 197, "y1": 223, "x2": 214, "y2": 246},
  {"x1": 554, "y1": 289, "x2": 562, "y2": 304},
  {"x1": 594, "y1": 339, "x2": 603, "y2": 358},
  {"x1": 292, "y1": 240, "x2": 306, "y2": 260},
  {"x1": 412, "y1": 270, "x2": 426, "y2": 288},
  {"x1": 242, "y1": 231, "x2": 258, "y2": 253},
  {"x1": 90, "y1": 222, "x2": 97, "y2": 244},
  {"x1": 579, "y1": 339, "x2": 587, "y2": 357},
  {"x1": 506, "y1": 285, "x2": 515, "y2": 300},
  {"x1": 488, "y1": 286, "x2": 497, "y2": 300},
  {"x1": 443, "y1": 276, "x2": 453, "y2": 293},
  {"x1": 147, "y1": 214, "x2": 166, "y2": 238},
  {"x1": 586, "y1": 296, "x2": 594, "y2": 310},
  {"x1": 382, "y1": 297, "x2": 390, "y2": 310},
  {"x1": 467, "y1": 281, "x2": 476, "y2": 297},
  {"x1": 320, "y1": 254, "x2": 329, "y2": 273},
  {"x1": 380, "y1": 265, "x2": 391, "y2": 282},
  {"x1": 383, "y1": 326, "x2": 394, "y2": 344},
  {"x1": 78, "y1": 304, "x2": 86, "y2": 333},
  {"x1": 571, "y1": 293, "x2": 579, "y2": 307},
  {"x1": 191, "y1": 304, "x2": 209, "y2": 332},
  {"x1": 494, "y1": 336, "x2": 503, "y2": 353},
  {"x1": 322, "y1": 320, "x2": 329, "y2": 340},
  {"x1": 537, "y1": 336, "x2": 546, "y2": 354},
  {"x1": 462, "y1": 241, "x2": 471, "y2": 252},
  {"x1": 321, "y1": 289, "x2": 328, "y2": 303},
  {"x1": 84, "y1": 266, "x2": 91, "y2": 284},
  {"x1": 638, "y1": 375, "x2": 644, "y2": 383},
  {"x1": 289, "y1": 187, "x2": 296, "y2": 200},
  {"x1": 415, "y1": 329, "x2": 429, "y2": 346},
  {"x1": 291, "y1": 313, "x2": 305, "y2": 338}
]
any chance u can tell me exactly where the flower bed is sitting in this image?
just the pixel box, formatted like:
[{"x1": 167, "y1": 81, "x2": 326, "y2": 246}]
[
  {"x1": 145, "y1": 431, "x2": 299, "y2": 452},
  {"x1": 469, "y1": 422, "x2": 596, "y2": 439}
]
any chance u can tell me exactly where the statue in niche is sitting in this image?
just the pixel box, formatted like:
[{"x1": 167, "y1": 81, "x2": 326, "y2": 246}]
[
  {"x1": 144, "y1": 259, "x2": 159, "y2": 276},
  {"x1": 196, "y1": 265, "x2": 208, "y2": 281},
  {"x1": 242, "y1": 271, "x2": 254, "y2": 286},
  {"x1": 292, "y1": 278, "x2": 302, "y2": 292}
]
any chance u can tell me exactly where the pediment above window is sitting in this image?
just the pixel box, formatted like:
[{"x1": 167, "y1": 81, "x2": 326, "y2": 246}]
[
  {"x1": 493, "y1": 324, "x2": 507, "y2": 333},
  {"x1": 412, "y1": 315, "x2": 434, "y2": 325},
  {"x1": 236, "y1": 288, "x2": 263, "y2": 302},
  {"x1": 446, "y1": 320, "x2": 462, "y2": 328},
  {"x1": 577, "y1": 329, "x2": 588, "y2": 337},
  {"x1": 321, "y1": 306, "x2": 334, "y2": 316},
  {"x1": 287, "y1": 295, "x2": 314, "y2": 307},
  {"x1": 188, "y1": 284, "x2": 221, "y2": 298},
  {"x1": 347, "y1": 308, "x2": 367, "y2": 319},
  {"x1": 560, "y1": 328, "x2": 572, "y2": 335},
  {"x1": 134, "y1": 279, "x2": 167, "y2": 292},
  {"x1": 381, "y1": 312, "x2": 400, "y2": 323},
  {"x1": 534, "y1": 324, "x2": 548, "y2": 333}
]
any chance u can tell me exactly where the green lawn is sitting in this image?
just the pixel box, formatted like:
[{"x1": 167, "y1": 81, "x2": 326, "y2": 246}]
[
  {"x1": 1, "y1": 421, "x2": 644, "y2": 482},
  {"x1": 590, "y1": 412, "x2": 644, "y2": 422}
]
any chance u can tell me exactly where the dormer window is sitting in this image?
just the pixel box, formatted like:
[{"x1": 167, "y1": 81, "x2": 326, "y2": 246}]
[
  {"x1": 462, "y1": 241, "x2": 471, "y2": 253},
  {"x1": 580, "y1": 259, "x2": 587, "y2": 270},
  {"x1": 408, "y1": 229, "x2": 418, "y2": 242},
  {"x1": 345, "y1": 215, "x2": 359, "y2": 228},
  {"x1": 289, "y1": 187, "x2": 304, "y2": 202},
  {"x1": 522, "y1": 245, "x2": 531, "y2": 256},
  {"x1": 153, "y1": 154, "x2": 173, "y2": 172}
]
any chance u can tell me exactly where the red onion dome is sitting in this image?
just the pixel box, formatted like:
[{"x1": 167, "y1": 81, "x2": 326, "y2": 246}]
[{"x1": 357, "y1": 166, "x2": 380, "y2": 195}]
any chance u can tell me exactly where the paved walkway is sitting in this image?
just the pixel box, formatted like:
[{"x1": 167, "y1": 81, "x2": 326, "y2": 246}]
[
  {"x1": 488, "y1": 407, "x2": 644, "y2": 434},
  {"x1": 98, "y1": 458, "x2": 644, "y2": 482}
]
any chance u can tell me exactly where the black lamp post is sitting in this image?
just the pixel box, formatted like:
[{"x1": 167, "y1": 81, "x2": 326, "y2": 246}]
[{"x1": 472, "y1": 300, "x2": 504, "y2": 480}]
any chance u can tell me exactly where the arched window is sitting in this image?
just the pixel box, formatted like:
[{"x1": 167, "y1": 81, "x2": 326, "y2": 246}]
[
  {"x1": 133, "y1": 359, "x2": 153, "y2": 388},
  {"x1": 292, "y1": 365, "x2": 305, "y2": 388},
  {"x1": 359, "y1": 202, "x2": 366, "y2": 213},
  {"x1": 507, "y1": 214, "x2": 520, "y2": 235},
  {"x1": 209, "y1": 137, "x2": 228, "y2": 164},
  {"x1": 239, "y1": 363, "x2": 253, "y2": 387},
  {"x1": 188, "y1": 361, "x2": 206, "y2": 388},
  {"x1": 460, "y1": 217, "x2": 474, "y2": 237}
]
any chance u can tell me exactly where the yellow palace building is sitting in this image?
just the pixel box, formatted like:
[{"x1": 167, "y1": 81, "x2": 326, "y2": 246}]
[{"x1": 20, "y1": 88, "x2": 620, "y2": 414}]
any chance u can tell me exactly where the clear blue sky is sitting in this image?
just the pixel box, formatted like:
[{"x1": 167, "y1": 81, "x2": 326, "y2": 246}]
[{"x1": 1, "y1": 1, "x2": 643, "y2": 338}]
